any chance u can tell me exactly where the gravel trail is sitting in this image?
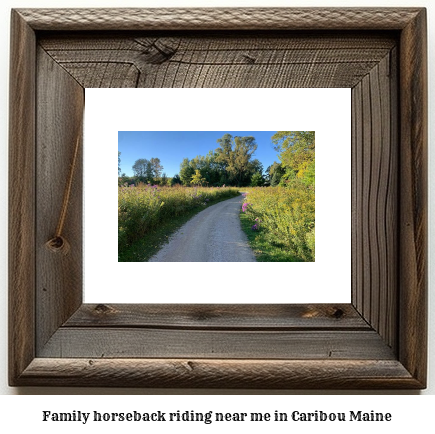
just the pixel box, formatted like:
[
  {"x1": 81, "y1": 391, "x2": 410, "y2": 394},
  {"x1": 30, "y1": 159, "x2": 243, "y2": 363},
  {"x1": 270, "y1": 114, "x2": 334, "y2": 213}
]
[{"x1": 149, "y1": 194, "x2": 256, "y2": 262}]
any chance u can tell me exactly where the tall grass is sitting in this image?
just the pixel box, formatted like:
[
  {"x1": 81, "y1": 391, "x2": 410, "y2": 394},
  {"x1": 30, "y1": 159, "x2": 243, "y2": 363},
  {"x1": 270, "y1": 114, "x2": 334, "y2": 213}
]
[
  {"x1": 241, "y1": 183, "x2": 315, "y2": 261},
  {"x1": 118, "y1": 184, "x2": 240, "y2": 255}
]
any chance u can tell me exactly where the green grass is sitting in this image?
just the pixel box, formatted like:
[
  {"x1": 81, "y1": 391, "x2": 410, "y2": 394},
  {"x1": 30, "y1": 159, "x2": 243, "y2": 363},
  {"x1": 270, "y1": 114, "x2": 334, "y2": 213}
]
[
  {"x1": 119, "y1": 194, "x2": 240, "y2": 262},
  {"x1": 239, "y1": 211, "x2": 304, "y2": 262}
]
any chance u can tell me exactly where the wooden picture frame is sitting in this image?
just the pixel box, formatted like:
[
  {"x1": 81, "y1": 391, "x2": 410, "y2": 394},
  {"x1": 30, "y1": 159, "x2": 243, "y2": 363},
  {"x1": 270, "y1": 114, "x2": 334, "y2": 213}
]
[{"x1": 9, "y1": 8, "x2": 427, "y2": 389}]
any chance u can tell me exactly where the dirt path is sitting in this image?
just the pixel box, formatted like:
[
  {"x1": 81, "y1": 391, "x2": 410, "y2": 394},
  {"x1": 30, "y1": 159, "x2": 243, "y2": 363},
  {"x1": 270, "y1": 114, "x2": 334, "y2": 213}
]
[{"x1": 149, "y1": 194, "x2": 256, "y2": 262}]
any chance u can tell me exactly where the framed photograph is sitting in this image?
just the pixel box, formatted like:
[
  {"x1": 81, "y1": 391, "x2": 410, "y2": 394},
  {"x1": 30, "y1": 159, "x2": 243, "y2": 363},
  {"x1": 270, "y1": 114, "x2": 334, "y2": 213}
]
[{"x1": 9, "y1": 8, "x2": 427, "y2": 388}]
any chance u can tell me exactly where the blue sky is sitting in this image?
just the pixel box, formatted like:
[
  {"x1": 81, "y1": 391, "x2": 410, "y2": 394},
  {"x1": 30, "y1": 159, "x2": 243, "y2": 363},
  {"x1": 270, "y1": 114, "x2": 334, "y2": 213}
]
[{"x1": 118, "y1": 131, "x2": 281, "y2": 177}]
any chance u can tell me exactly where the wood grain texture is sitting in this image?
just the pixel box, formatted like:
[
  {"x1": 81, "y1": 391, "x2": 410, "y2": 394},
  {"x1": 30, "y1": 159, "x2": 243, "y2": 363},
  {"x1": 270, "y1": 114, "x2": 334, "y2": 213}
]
[
  {"x1": 383, "y1": 47, "x2": 399, "y2": 350},
  {"x1": 65, "y1": 304, "x2": 369, "y2": 330},
  {"x1": 16, "y1": 8, "x2": 422, "y2": 31},
  {"x1": 8, "y1": 7, "x2": 427, "y2": 389},
  {"x1": 39, "y1": 33, "x2": 396, "y2": 88},
  {"x1": 35, "y1": 47, "x2": 84, "y2": 353},
  {"x1": 8, "y1": 10, "x2": 36, "y2": 386},
  {"x1": 17, "y1": 358, "x2": 420, "y2": 389},
  {"x1": 351, "y1": 50, "x2": 398, "y2": 351},
  {"x1": 39, "y1": 328, "x2": 395, "y2": 360},
  {"x1": 398, "y1": 8, "x2": 428, "y2": 386}
]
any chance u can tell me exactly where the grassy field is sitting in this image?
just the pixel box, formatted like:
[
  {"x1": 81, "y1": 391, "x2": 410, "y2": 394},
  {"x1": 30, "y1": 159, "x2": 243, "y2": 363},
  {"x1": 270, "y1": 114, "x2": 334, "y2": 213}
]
[
  {"x1": 239, "y1": 185, "x2": 315, "y2": 262},
  {"x1": 118, "y1": 184, "x2": 240, "y2": 261}
]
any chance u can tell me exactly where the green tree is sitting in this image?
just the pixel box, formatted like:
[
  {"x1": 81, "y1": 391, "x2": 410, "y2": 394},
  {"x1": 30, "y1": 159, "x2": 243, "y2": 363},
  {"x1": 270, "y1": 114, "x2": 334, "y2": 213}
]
[
  {"x1": 197, "y1": 151, "x2": 221, "y2": 186},
  {"x1": 160, "y1": 172, "x2": 168, "y2": 186},
  {"x1": 298, "y1": 159, "x2": 315, "y2": 186},
  {"x1": 272, "y1": 131, "x2": 315, "y2": 187},
  {"x1": 247, "y1": 159, "x2": 263, "y2": 182},
  {"x1": 170, "y1": 174, "x2": 182, "y2": 186},
  {"x1": 132, "y1": 158, "x2": 151, "y2": 178},
  {"x1": 150, "y1": 157, "x2": 163, "y2": 179},
  {"x1": 180, "y1": 151, "x2": 224, "y2": 186},
  {"x1": 250, "y1": 172, "x2": 264, "y2": 187},
  {"x1": 179, "y1": 158, "x2": 195, "y2": 186},
  {"x1": 268, "y1": 162, "x2": 285, "y2": 186},
  {"x1": 191, "y1": 169, "x2": 206, "y2": 186},
  {"x1": 132, "y1": 157, "x2": 164, "y2": 183},
  {"x1": 215, "y1": 134, "x2": 258, "y2": 186}
]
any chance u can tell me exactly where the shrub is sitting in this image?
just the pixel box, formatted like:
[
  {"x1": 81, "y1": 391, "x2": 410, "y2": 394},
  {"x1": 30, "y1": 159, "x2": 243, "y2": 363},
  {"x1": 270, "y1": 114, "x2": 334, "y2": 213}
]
[
  {"x1": 305, "y1": 227, "x2": 315, "y2": 261},
  {"x1": 241, "y1": 183, "x2": 315, "y2": 261}
]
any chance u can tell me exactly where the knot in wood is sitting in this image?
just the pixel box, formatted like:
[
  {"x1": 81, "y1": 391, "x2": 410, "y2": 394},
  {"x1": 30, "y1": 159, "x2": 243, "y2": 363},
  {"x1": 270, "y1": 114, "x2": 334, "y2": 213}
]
[
  {"x1": 332, "y1": 308, "x2": 345, "y2": 319},
  {"x1": 242, "y1": 53, "x2": 256, "y2": 64},
  {"x1": 140, "y1": 39, "x2": 177, "y2": 64},
  {"x1": 45, "y1": 236, "x2": 70, "y2": 255},
  {"x1": 94, "y1": 304, "x2": 116, "y2": 315}
]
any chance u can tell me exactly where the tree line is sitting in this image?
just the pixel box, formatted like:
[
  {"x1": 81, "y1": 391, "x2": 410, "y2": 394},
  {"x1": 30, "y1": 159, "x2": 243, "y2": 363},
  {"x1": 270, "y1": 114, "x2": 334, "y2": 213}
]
[
  {"x1": 118, "y1": 131, "x2": 314, "y2": 188},
  {"x1": 269, "y1": 131, "x2": 315, "y2": 188},
  {"x1": 178, "y1": 134, "x2": 263, "y2": 187}
]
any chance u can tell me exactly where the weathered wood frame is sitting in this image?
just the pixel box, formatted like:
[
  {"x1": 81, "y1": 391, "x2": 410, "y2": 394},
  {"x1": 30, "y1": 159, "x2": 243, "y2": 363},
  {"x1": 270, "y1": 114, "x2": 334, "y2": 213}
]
[{"x1": 9, "y1": 8, "x2": 427, "y2": 388}]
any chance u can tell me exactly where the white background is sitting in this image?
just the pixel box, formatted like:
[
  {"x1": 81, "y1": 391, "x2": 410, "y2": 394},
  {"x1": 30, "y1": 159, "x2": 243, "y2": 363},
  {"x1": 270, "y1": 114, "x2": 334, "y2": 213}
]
[
  {"x1": 0, "y1": 0, "x2": 434, "y2": 423},
  {"x1": 85, "y1": 88, "x2": 351, "y2": 304}
]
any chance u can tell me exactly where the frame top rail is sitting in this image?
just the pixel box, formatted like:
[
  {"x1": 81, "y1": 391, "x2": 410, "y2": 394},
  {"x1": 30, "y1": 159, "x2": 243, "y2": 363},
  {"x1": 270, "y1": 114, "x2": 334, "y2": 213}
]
[{"x1": 14, "y1": 8, "x2": 424, "y2": 31}]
